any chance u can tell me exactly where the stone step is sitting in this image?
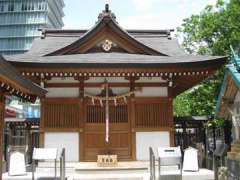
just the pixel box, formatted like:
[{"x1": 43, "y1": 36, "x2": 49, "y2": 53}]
[
  {"x1": 71, "y1": 173, "x2": 148, "y2": 180},
  {"x1": 72, "y1": 178, "x2": 145, "y2": 180},
  {"x1": 34, "y1": 161, "x2": 150, "y2": 180},
  {"x1": 74, "y1": 162, "x2": 148, "y2": 171},
  {"x1": 74, "y1": 170, "x2": 148, "y2": 175}
]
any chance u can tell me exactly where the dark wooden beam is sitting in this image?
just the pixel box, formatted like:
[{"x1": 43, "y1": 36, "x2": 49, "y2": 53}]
[
  {"x1": 129, "y1": 77, "x2": 136, "y2": 160},
  {"x1": 45, "y1": 82, "x2": 168, "y2": 88},
  {"x1": 78, "y1": 77, "x2": 85, "y2": 161}
]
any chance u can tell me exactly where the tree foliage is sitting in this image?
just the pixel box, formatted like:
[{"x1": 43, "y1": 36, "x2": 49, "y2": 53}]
[{"x1": 174, "y1": 0, "x2": 240, "y2": 117}]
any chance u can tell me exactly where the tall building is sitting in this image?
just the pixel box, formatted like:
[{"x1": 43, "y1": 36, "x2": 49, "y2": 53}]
[{"x1": 0, "y1": 0, "x2": 65, "y2": 55}]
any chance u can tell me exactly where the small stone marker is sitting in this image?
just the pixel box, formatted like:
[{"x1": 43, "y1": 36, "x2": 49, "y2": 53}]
[
  {"x1": 183, "y1": 147, "x2": 199, "y2": 172},
  {"x1": 97, "y1": 155, "x2": 118, "y2": 167},
  {"x1": 9, "y1": 151, "x2": 27, "y2": 176}
]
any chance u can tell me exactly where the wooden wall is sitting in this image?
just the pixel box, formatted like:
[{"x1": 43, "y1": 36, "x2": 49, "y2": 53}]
[
  {"x1": 135, "y1": 98, "x2": 170, "y2": 128},
  {"x1": 41, "y1": 97, "x2": 171, "y2": 130},
  {"x1": 41, "y1": 98, "x2": 81, "y2": 130},
  {"x1": 40, "y1": 96, "x2": 173, "y2": 161},
  {"x1": 86, "y1": 105, "x2": 128, "y2": 123}
]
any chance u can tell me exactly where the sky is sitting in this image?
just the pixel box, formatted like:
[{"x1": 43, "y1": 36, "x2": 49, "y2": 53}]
[{"x1": 63, "y1": 0, "x2": 217, "y2": 30}]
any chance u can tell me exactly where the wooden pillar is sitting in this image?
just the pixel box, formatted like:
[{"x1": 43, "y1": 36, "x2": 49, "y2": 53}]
[
  {"x1": 39, "y1": 97, "x2": 45, "y2": 148},
  {"x1": 0, "y1": 93, "x2": 5, "y2": 180},
  {"x1": 168, "y1": 98, "x2": 175, "y2": 146},
  {"x1": 39, "y1": 76, "x2": 48, "y2": 148},
  {"x1": 78, "y1": 77, "x2": 85, "y2": 161},
  {"x1": 8, "y1": 125, "x2": 13, "y2": 146},
  {"x1": 26, "y1": 124, "x2": 31, "y2": 163},
  {"x1": 168, "y1": 88, "x2": 175, "y2": 147},
  {"x1": 129, "y1": 77, "x2": 136, "y2": 160},
  {"x1": 182, "y1": 121, "x2": 187, "y2": 149}
]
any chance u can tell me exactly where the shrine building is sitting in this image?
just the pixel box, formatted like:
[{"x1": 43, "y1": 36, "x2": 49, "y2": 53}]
[
  {"x1": 0, "y1": 56, "x2": 47, "y2": 179},
  {"x1": 3, "y1": 5, "x2": 226, "y2": 162}
]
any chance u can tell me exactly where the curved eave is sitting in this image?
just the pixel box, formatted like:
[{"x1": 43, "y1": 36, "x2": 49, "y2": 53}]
[
  {"x1": 216, "y1": 64, "x2": 240, "y2": 116},
  {"x1": 9, "y1": 56, "x2": 226, "y2": 69},
  {"x1": 0, "y1": 56, "x2": 47, "y2": 102}
]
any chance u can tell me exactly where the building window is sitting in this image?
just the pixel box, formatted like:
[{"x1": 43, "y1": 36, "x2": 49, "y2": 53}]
[
  {"x1": 0, "y1": 4, "x2": 4, "y2": 12},
  {"x1": 22, "y1": 4, "x2": 27, "y2": 11},
  {"x1": 38, "y1": 2, "x2": 46, "y2": 10},
  {"x1": 31, "y1": 4, "x2": 34, "y2": 11},
  {"x1": 22, "y1": 3, "x2": 34, "y2": 11},
  {"x1": 8, "y1": 3, "x2": 14, "y2": 12}
]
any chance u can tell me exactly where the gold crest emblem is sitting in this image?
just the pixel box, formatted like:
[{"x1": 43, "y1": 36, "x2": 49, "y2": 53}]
[{"x1": 102, "y1": 39, "x2": 113, "y2": 52}]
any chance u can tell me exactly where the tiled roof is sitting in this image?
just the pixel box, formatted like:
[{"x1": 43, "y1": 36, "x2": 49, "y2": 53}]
[
  {"x1": 216, "y1": 50, "x2": 240, "y2": 114},
  {"x1": 0, "y1": 56, "x2": 47, "y2": 99},
  {"x1": 3, "y1": 6, "x2": 226, "y2": 68},
  {"x1": 6, "y1": 53, "x2": 225, "y2": 68},
  {"x1": 34, "y1": 29, "x2": 185, "y2": 56}
]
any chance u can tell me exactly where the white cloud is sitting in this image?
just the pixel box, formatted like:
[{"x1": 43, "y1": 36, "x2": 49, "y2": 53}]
[
  {"x1": 120, "y1": 13, "x2": 181, "y2": 30},
  {"x1": 121, "y1": 0, "x2": 218, "y2": 30},
  {"x1": 63, "y1": 0, "x2": 218, "y2": 30}
]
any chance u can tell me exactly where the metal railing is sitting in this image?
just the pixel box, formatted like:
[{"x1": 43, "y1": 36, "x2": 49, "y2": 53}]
[
  {"x1": 31, "y1": 148, "x2": 58, "y2": 180},
  {"x1": 59, "y1": 148, "x2": 66, "y2": 180},
  {"x1": 149, "y1": 147, "x2": 156, "y2": 180}
]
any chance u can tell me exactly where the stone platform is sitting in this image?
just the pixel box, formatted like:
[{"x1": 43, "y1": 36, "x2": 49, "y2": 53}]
[{"x1": 2, "y1": 161, "x2": 214, "y2": 180}]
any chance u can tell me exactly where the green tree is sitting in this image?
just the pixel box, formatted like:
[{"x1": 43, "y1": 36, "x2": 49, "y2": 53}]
[{"x1": 174, "y1": 0, "x2": 240, "y2": 117}]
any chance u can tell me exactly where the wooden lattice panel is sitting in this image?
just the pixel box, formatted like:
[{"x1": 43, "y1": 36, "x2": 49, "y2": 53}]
[
  {"x1": 135, "y1": 98, "x2": 170, "y2": 128},
  {"x1": 86, "y1": 105, "x2": 128, "y2": 123},
  {"x1": 43, "y1": 99, "x2": 80, "y2": 128}
]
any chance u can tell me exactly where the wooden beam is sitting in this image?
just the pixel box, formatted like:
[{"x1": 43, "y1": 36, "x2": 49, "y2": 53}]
[
  {"x1": 129, "y1": 78, "x2": 136, "y2": 160},
  {"x1": 135, "y1": 127, "x2": 171, "y2": 132},
  {"x1": 45, "y1": 82, "x2": 169, "y2": 88},
  {"x1": 168, "y1": 98, "x2": 175, "y2": 147},
  {"x1": 78, "y1": 77, "x2": 85, "y2": 161},
  {"x1": 39, "y1": 97, "x2": 45, "y2": 148},
  {"x1": 17, "y1": 67, "x2": 218, "y2": 76}
]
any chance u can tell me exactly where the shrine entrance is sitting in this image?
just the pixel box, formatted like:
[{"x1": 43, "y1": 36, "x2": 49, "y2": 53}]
[{"x1": 83, "y1": 103, "x2": 133, "y2": 161}]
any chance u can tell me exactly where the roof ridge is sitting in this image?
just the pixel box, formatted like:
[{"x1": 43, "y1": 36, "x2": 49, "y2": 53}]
[
  {"x1": 44, "y1": 12, "x2": 168, "y2": 56},
  {"x1": 40, "y1": 29, "x2": 173, "y2": 36}
]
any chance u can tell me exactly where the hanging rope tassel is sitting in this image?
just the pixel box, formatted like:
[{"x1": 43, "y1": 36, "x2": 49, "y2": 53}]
[
  {"x1": 105, "y1": 83, "x2": 109, "y2": 143},
  {"x1": 100, "y1": 99, "x2": 103, "y2": 107},
  {"x1": 114, "y1": 98, "x2": 117, "y2": 106},
  {"x1": 123, "y1": 96, "x2": 127, "y2": 104}
]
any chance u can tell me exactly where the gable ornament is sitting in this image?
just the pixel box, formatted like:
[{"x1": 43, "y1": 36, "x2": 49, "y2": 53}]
[{"x1": 102, "y1": 39, "x2": 113, "y2": 52}]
